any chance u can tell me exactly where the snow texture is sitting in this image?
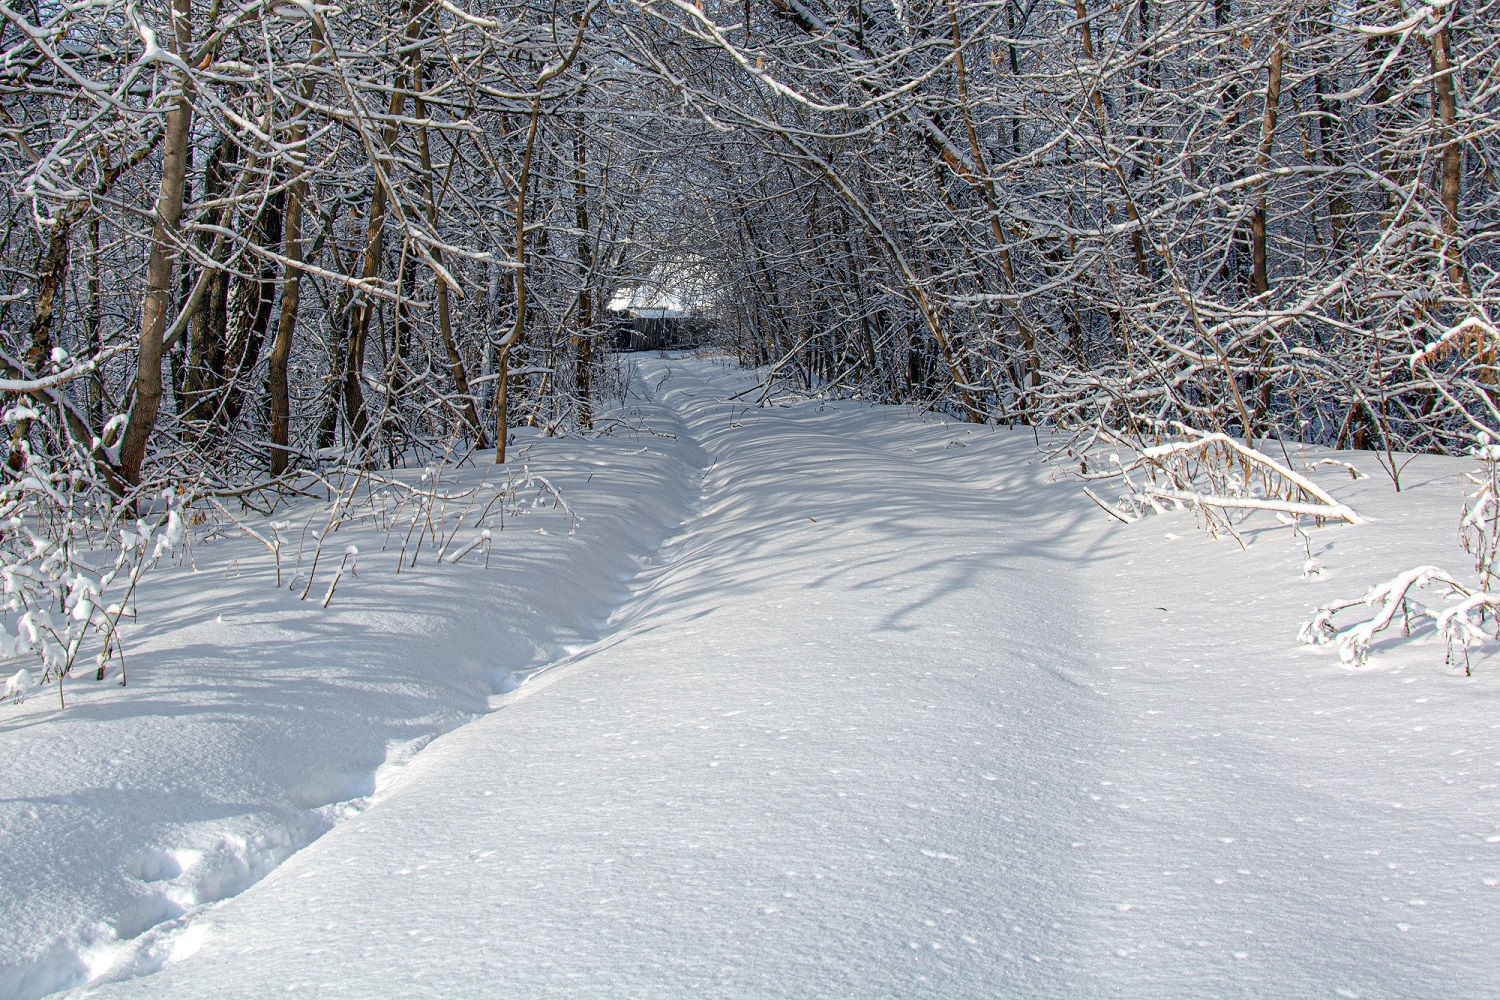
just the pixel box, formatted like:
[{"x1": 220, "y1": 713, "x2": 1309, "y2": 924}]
[{"x1": 2, "y1": 357, "x2": 1497, "y2": 999}]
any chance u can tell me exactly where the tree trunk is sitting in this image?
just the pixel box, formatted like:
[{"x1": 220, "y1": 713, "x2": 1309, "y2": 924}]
[
  {"x1": 119, "y1": 0, "x2": 194, "y2": 488},
  {"x1": 494, "y1": 10, "x2": 593, "y2": 461},
  {"x1": 218, "y1": 183, "x2": 285, "y2": 436},
  {"x1": 572, "y1": 124, "x2": 595, "y2": 430},
  {"x1": 268, "y1": 36, "x2": 323, "y2": 476},
  {"x1": 86, "y1": 215, "x2": 104, "y2": 428},
  {"x1": 1250, "y1": 21, "x2": 1285, "y2": 298},
  {"x1": 8, "y1": 219, "x2": 71, "y2": 469},
  {"x1": 496, "y1": 95, "x2": 543, "y2": 463},
  {"x1": 343, "y1": 68, "x2": 411, "y2": 456},
  {"x1": 1074, "y1": 0, "x2": 1149, "y2": 280},
  {"x1": 414, "y1": 71, "x2": 488, "y2": 446},
  {"x1": 493, "y1": 344, "x2": 510, "y2": 463},
  {"x1": 1430, "y1": 20, "x2": 1469, "y2": 297}
]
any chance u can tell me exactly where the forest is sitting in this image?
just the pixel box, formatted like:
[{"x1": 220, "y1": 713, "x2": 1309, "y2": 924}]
[{"x1": 1, "y1": 0, "x2": 1497, "y2": 680}]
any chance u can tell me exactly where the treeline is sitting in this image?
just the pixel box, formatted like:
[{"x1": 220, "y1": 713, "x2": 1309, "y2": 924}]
[
  {"x1": 677, "y1": 0, "x2": 1498, "y2": 459},
  {"x1": 2, "y1": 0, "x2": 1497, "y2": 506},
  {"x1": 1, "y1": 0, "x2": 691, "y2": 498}
]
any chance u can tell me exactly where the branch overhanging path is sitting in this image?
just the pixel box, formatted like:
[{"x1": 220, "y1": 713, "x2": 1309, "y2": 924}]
[{"x1": 79, "y1": 358, "x2": 1499, "y2": 998}]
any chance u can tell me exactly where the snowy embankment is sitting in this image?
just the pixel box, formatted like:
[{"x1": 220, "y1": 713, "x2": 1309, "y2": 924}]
[
  {"x1": 4, "y1": 355, "x2": 1498, "y2": 998},
  {"x1": 0, "y1": 366, "x2": 707, "y2": 997}
]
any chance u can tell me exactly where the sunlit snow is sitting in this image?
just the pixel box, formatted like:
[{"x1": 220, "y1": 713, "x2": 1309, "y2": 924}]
[{"x1": 3, "y1": 357, "x2": 1497, "y2": 999}]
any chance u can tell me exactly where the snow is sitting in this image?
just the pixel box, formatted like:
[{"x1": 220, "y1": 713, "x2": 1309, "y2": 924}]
[{"x1": 3, "y1": 356, "x2": 1498, "y2": 998}]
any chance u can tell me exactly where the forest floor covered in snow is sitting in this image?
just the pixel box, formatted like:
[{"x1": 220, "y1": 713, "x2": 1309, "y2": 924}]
[{"x1": 3, "y1": 355, "x2": 1499, "y2": 999}]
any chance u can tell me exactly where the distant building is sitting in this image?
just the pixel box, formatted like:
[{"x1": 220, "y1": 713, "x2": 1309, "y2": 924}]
[
  {"x1": 606, "y1": 271, "x2": 718, "y2": 351},
  {"x1": 609, "y1": 307, "x2": 713, "y2": 351}
]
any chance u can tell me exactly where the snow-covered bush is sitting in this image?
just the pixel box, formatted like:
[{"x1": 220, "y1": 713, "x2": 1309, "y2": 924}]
[
  {"x1": 1, "y1": 403, "x2": 183, "y2": 706},
  {"x1": 199, "y1": 459, "x2": 579, "y2": 612},
  {"x1": 1300, "y1": 436, "x2": 1500, "y2": 675},
  {"x1": 1083, "y1": 422, "x2": 1362, "y2": 541}
]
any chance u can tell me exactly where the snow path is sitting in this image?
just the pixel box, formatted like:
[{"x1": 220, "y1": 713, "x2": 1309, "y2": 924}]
[{"x1": 68, "y1": 357, "x2": 1500, "y2": 998}]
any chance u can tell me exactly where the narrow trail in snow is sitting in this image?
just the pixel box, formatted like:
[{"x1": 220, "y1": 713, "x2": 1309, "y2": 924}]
[
  {"x1": 494, "y1": 361, "x2": 718, "y2": 707},
  {"x1": 78, "y1": 357, "x2": 1500, "y2": 1000}
]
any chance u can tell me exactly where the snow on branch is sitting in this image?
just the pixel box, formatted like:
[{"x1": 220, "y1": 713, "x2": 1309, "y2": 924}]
[
  {"x1": 0, "y1": 451, "x2": 186, "y2": 707},
  {"x1": 1300, "y1": 436, "x2": 1500, "y2": 676},
  {"x1": 1300, "y1": 566, "x2": 1498, "y2": 674},
  {"x1": 1088, "y1": 424, "x2": 1362, "y2": 535},
  {"x1": 0, "y1": 344, "x2": 132, "y2": 393},
  {"x1": 1410, "y1": 315, "x2": 1500, "y2": 370}
]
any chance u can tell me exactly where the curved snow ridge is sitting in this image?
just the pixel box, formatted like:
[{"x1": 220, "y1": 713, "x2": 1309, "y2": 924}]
[
  {"x1": 492, "y1": 359, "x2": 720, "y2": 707},
  {"x1": 1, "y1": 358, "x2": 709, "y2": 999},
  {"x1": 2, "y1": 804, "x2": 338, "y2": 1000}
]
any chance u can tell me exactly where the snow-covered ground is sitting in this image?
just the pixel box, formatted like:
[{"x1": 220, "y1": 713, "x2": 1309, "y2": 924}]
[{"x1": 4, "y1": 356, "x2": 1498, "y2": 998}]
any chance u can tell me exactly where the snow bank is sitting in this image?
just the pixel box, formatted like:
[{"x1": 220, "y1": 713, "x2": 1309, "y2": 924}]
[{"x1": 0, "y1": 364, "x2": 707, "y2": 997}]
